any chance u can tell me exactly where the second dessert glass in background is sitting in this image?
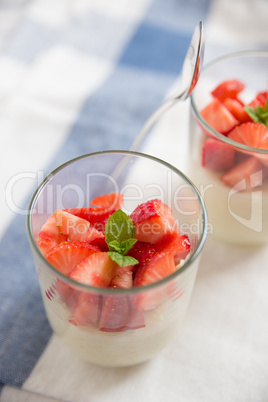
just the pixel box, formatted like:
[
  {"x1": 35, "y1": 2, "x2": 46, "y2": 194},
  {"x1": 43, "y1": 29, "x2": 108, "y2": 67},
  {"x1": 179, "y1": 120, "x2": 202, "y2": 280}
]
[{"x1": 189, "y1": 51, "x2": 268, "y2": 245}]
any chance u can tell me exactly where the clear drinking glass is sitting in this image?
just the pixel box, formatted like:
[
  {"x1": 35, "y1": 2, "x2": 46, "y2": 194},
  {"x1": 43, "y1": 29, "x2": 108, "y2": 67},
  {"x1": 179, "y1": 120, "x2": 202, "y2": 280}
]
[
  {"x1": 27, "y1": 151, "x2": 207, "y2": 367},
  {"x1": 189, "y1": 51, "x2": 268, "y2": 245}
]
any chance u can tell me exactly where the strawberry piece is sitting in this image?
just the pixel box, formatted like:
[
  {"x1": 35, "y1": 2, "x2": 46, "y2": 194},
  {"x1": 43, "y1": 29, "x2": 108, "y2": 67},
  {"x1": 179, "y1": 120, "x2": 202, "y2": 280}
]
[
  {"x1": 99, "y1": 296, "x2": 130, "y2": 332},
  {"x1": 55, "y1": 210, "x2": 104, "y2": 242},
  {"x1": 200, "y1": 98, "x2": 239, "y2": 134},
  {"x1": 88, "y1": 236, "x2": 109, "y2": 251},
  {"x1": 202, "y1": 138, "x2": 235, "y2": 171},
  {"x1": 223, "y1": 98, "x2": 252, "y2": 124},
  {"x1": 129, "y1": 233, "x2": 190, "y2": 270},
  {"x1": 46, "y1": 241, "x2": 98, "y2": 276},
  {"x1": 38, "y1": 213, "x2": 67, "y2": 255},
  {"x1": 55, "y1": 280, "x2": 79, "y2": 310},
  {"x1": 109, "y1": 265, "x2": 134, "y2": 289},
  {"x1": 248, "y1": 91, "x2": 268, "y2": 108},
  {"x1": 134, "y1": 252, "x2": 176, "y2": 311},
  {"x1": 99, "y1": 295, "x2": 145, "y2": 332},
  {"x1": 130, "y1": 199, "x2": 178, "y2": 244},
  {"x1": 70, "y1": 252, "x2": 117, "y2": 287},
  {"x1": 228, "y1": 122, "x2": 268, "y2": 166},
  {"x1": 221, "y1": 156, "x2": 268, "y2": 190},
  {"x1": 65, "y1": 207, "x2": 115, "y2": 233},
  {"x1": 211, "y1": 79, "x2": 245, "y2": 102},
  {"x1": 134, "y1": 252, "x2": 176, "y2": 287},
  {"x1": 69, "y1": 292, "x2": 102, "y2": 327},
  {"x1": 90, "y1": 192, "x2": 123, "y2": 210}
]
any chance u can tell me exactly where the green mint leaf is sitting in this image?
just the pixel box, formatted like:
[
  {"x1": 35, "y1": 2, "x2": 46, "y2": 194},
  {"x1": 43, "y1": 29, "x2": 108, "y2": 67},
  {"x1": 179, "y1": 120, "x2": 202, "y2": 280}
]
[
  {"x1": 244, "y1": 101, "x2": 268, "y2": 127},
  {"x1": 105, "y1": 209, "x2": 135, "y2": 245},
  {"x1": 108, "y1": 238, "x2": 137, "y2": 255},
  {"x1": 107, "y1": 252, "x2": 139, "y2": 267}
]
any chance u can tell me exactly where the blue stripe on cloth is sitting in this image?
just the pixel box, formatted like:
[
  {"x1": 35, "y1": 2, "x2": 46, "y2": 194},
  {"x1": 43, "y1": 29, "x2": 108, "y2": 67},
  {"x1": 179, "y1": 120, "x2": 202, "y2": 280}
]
[
  {"x1": 0, "y1": 214, "x2": 52, "y2": 387},
  {"x1": 119, "y1": 23, "x2": 191, "y2": 74},
  {"x1": 146, "y1": 0, "x2": 211, "y2": 33}
]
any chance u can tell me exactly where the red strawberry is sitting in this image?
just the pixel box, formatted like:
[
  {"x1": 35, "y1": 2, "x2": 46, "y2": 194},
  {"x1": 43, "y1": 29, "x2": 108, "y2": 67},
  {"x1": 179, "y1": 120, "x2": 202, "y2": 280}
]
[
  {"x1": 200, "y1": 98, "x2": 239, "y2": 134},
  {"x1": 65, "y1": 207, "x2": 115, "y2": 233},
  {"x1": 134, "y1": 252, "x2": 176, "y2": 287},
  {"x1": 99, "y1": 295, "x2": 145, "y2": 332},
  {"x1": 211, "y1": 79, "x2": 245, "y2": 102},
  {"x1": 202, "y1": 138, "x2": 235, "y2": 171},
  {"x1": 69, "y1": 292, "x2": 102, "y2": 327},
  {"x1": 55, "y1": 210, "x2": 104, "y2": 242},
  {"x1": 38, "y1": 213, "x2": 67, "y2": 255},
  {"x1": 109, "y1": 265, "x2": 134, "y2": 289},
  {"x1": 228, "y1": 122, "x2": 268, "y2": 166},
  {"x1": 129, "y1": 233, "x2": 190, "y2": 270},
  {"x1": 221, "y1": 156, "x2": 268, "y2": 190},
  {"x1": 130, "y1": 199, "x2": 178, "y2": 244},
  {"x1": 70, "y1": 252, "x2": 117, "y2": 287},
  {"x1": 134, "y1": 252, "x2": 177, "y2": 311},
  {"x1": 223, "y1": 98, "x2": 252, "y2": 124},
  {"x1": 90, "y1": 192, "x2": 123, "y2": 210},
  {"x1": 99, "y1": 295, "x2": 130, "y2": 332},
  {"x1": 54, "y1": 280, "x2": 79, "y2": 310},
  {"x1": 46, "y1": 241, "x2": 98, "y2": 276},
  {"x1": 88, "y1": 236, "x2": 109, "y2": 251},
  {"x1": 248, "y1": 91, "x2": 268, "y2": 108}
]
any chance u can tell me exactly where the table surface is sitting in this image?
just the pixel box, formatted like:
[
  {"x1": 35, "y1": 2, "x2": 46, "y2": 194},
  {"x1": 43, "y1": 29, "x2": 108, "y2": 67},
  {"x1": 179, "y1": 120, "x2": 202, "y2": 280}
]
[{"x1": 1, "y1": 0, "x2": 268, "y2": 401}]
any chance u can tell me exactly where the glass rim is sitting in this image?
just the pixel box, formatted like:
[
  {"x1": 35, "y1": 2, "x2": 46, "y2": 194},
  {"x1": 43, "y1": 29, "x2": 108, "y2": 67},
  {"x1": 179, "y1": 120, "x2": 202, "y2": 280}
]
[
  {"x1": 190, "y1": 50, "x2": 268, "y2": 154},
  {"x1": 26, "y1": 150, "x2": 208, "y2": 295}
]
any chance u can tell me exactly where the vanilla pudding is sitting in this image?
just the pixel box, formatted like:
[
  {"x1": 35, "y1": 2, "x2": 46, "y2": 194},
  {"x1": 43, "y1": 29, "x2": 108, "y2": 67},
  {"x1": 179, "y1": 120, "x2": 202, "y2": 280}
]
[
  {"x1": 189, "y1": 51, "x2": 268, "y2": 245},
  {"x1": 39, "y1": 257, "x2": 199, "y2": 367}
]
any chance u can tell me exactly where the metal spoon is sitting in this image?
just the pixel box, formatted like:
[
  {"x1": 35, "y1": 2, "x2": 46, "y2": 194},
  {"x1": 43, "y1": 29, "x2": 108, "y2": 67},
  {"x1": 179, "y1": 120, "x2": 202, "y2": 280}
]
[{"x1": 129, "y1": 20, "x2": 204, "y2": 152}]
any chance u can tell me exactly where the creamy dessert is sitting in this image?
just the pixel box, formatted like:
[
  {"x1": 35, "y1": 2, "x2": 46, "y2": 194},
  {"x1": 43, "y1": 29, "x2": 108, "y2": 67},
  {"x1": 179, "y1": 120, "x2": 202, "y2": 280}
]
[
  {"x1": 37, "y1": 192, "x2": 197, "y2": 366},
  {"x1": 189, "y1": 79, "x2": 268, "y2": 245}
]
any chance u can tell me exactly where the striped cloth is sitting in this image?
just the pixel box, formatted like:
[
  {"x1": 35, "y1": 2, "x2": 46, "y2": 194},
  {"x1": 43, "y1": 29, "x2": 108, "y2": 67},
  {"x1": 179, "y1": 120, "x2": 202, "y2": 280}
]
[{"x1": 1, "y1": 0, "x2": 268, "y2": 401}]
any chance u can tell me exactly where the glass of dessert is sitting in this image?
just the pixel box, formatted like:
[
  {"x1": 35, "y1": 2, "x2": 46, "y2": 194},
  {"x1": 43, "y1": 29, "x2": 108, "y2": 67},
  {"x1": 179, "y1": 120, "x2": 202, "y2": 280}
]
[
  {"x1": 27, "y1": 151, "x2": 207, "y2": 367},
  {"x1": 189, "y1": 51, "x2": 268, "y2": 245}
]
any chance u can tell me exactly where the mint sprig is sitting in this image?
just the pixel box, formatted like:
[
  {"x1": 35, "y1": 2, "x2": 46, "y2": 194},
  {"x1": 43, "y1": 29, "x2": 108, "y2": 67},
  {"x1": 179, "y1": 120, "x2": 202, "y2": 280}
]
[
  {"x1": 105, "y1": 209, "x2": 138, "y2": 267},
  {"x1": 244, "y1": 100, "x2": 268, "y2": 127}
]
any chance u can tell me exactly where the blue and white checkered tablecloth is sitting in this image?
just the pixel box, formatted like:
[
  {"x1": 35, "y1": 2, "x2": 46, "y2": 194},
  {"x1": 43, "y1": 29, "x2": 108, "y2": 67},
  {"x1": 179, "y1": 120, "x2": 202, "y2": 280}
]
[{"x1": 1, "y1": 0, "x2": 268, "y2": 401}]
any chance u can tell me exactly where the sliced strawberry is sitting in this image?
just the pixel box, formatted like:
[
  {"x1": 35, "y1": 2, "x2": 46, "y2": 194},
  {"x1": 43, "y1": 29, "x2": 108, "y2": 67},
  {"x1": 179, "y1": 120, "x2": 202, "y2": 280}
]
[
  {"x1": 88, "y1": 236, "x2": 109, "y2": 251},
  {"x1": 46, "y1": 241, "x2": 98, "y2": 276},
  {"x1": 223, "y1": 98, "x2": 252, "y2": 124},
  {"x1": 99, "y1": 295, "x2": 130, "y2": 332},
  {"x1": 38, "y1": 213, "x2": 67, "y2": 255},
  {"x1": 109, "y1": 265, "x2": 134, "y2": 289},
  {"x1": 129, "y1": 233, "x2": 190, "y2": 270},
  {"x1": 69, "y1": 292, "x2": 102, "y2": 327},
  {"x1": 134, "y1": 252, "x2": 177, "y2": 311},
  {"x1": 130, "y1": 199, "x2": 178, "y2": 244},
  {"x1": 55, "y1": 210, "x2": 104, "y2": 242},
  {"x1": 70, "y1": 252, "x2": 118, "y2": 287},
  {"x1": 228, "y1": 122, "x2": 268, "y2": 166},
  {"x1": 200, "y1": 98, "x2": 239, "y2": 134},
  {"x1": 221, "y1": 156, "x2": 268, "y2": 190},
  {"x1": 248, "y1": 91, "x2": 268, "y2": 108},
  {"x1": 202, "y1": 138, "x2": 235, "y2": 171},
  {"x1": 134, "y1": 252, "x2": 176, "y2": 287},
  {"x1": 99, "y1": 295, "x2": 145, "y2": 332},
  {"x1": 211, "y1": 79, "x2": 245, "y2": 102},
  {"x1": 90, "y1": 192, "x2": 123, "y2": 210},
  {"x1": 65, "y1": 207, "x2": 115, "y2": 233},
  {"x1": 55, "y1": 280, "x2": 79, "y2": 310}
]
